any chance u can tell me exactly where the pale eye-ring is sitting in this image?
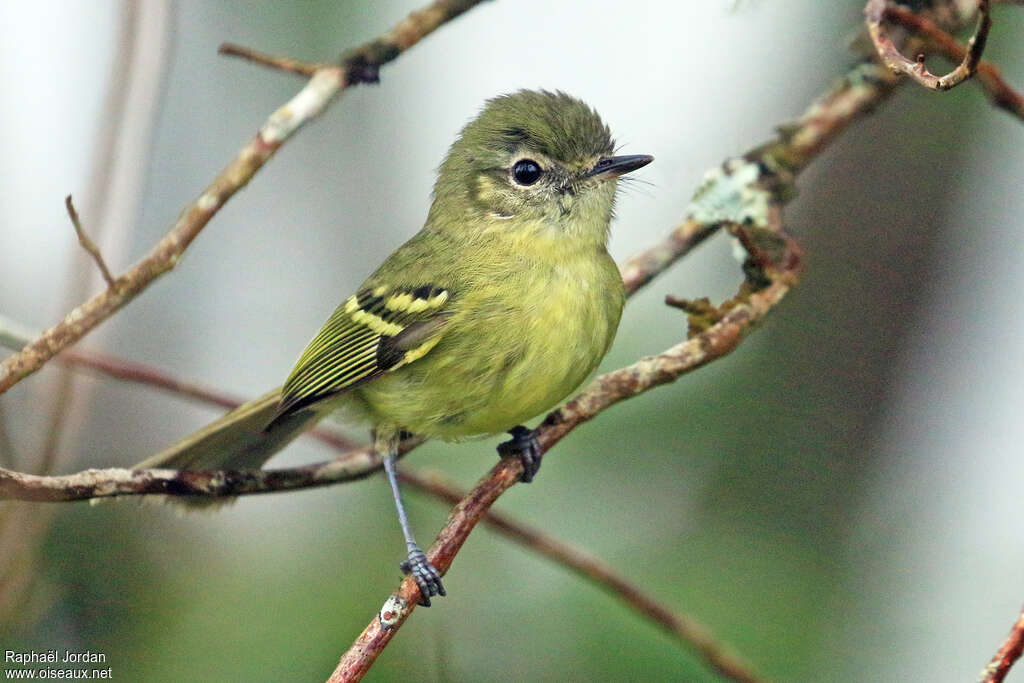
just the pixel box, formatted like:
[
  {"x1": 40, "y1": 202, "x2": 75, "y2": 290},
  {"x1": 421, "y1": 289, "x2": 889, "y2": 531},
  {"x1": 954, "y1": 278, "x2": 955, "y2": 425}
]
[{"x1": 511, "y1": 159, "x2": 542, "y2": 186}]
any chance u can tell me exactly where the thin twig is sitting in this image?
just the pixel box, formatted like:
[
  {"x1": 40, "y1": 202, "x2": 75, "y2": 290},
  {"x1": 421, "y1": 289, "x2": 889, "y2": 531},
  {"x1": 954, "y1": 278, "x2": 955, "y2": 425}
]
[
  {"x1": 400, "y1": 468, "x2": 763, "y2": 682},
  {"x1": 980, "y1": 605, "x2": 1024, "y2": 682},
  {"x1": 865, "y1": 0, "x2": 992, "y2": 91},
  {"x1": 219, "y1": 43, "x2": 325, "y2": 78},
  {"x1": 0, "y1": 0, "x2": 492, "y2": 397},
  {"x1": 65, "y1": 195, "x2": 115, "y2": 288},
  {"x1": 0, "y1": 325, "x2": 240, "y2": 410},
  {"x1": 883, "y1": 3, "x2": 1024, "y2": 120},
  {"x1": 59, "y1": 347, "x2": 249, "y2": 411}
]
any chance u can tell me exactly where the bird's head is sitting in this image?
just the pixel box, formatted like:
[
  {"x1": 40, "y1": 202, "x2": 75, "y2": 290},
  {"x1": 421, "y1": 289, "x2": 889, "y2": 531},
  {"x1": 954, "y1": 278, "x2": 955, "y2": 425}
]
[{"x1": 429, "y1": 90, "x2": 652, "y2": 245}]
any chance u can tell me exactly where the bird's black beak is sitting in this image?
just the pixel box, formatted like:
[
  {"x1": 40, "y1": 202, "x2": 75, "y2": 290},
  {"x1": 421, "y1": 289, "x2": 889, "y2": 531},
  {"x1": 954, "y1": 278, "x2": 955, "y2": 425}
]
[{"x1": 585, "y1": 154, "x2": 654, "y2": 179}]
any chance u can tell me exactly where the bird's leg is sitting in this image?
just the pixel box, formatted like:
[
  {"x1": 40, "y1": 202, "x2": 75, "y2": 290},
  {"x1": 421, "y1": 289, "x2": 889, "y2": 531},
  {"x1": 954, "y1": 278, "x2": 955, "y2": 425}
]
[
  {"x1": 381, "y1": 437, "x2": 445, "y2": 606},
  {"x1": 497, "y1": 425, "x2": 542, "y2": 483}
]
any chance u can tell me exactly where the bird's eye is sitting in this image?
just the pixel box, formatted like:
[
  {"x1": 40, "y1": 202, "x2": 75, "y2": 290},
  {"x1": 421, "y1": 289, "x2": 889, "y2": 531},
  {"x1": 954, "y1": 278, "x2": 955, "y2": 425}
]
[{"x1": 512, "y1": 159, "x2": 542, "y2": 186}]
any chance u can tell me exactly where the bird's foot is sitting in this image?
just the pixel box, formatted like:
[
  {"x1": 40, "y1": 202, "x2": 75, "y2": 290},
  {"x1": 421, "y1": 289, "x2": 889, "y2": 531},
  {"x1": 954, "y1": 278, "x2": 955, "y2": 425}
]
[
  {"x1": 497, "y1": 425, "x2": 542, "y2": 483},
  {"x1": 400, "y1": 547, "x2": 445, "y2": 607}
]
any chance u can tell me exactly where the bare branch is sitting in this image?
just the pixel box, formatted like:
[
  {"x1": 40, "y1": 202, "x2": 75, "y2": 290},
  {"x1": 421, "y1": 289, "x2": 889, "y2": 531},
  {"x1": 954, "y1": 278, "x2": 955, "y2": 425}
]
[
  {"x1": 65, "y1": 195, "x2": 115, "y2": 288},
  {"x1": 400, "y1": 468, "x2": 763, "y2": 682},
  {"x1": 0, "y1": 437, "x2": 423, "y2": 503},
  {"x1": 0, "y1": 0, "x2": 492, "y2": 396},
  {"x1": 882, "y1": 3, "x2": 1024, "y2": 121},
  {"x1": 981, "y1": 605, "x2": 1024, "y2": 682},
  {"x1": 866, "y1": 0, "x2": 992, "y2": 91},
  {"x1": 218, "y1": 43, "x2": 324, "y2": 78}
]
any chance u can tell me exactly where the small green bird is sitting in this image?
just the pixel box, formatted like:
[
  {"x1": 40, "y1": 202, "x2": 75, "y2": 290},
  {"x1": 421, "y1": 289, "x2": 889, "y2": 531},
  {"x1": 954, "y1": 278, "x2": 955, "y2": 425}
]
[{"x1": 137, "y1": 90, "x2": 652, "y2": 605}]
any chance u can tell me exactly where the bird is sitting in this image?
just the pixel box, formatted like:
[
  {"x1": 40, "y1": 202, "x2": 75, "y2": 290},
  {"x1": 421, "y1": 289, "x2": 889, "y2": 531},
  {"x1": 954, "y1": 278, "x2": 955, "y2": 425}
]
[{"x1": 135, "y1": 89, "x2": 652, "y2": 605}]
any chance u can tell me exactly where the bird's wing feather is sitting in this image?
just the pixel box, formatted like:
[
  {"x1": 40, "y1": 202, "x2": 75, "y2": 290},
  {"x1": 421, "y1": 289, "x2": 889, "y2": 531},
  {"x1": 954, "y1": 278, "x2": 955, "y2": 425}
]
[{"x1": 270, "y1": 284, "x2": 452, "y2": 425}]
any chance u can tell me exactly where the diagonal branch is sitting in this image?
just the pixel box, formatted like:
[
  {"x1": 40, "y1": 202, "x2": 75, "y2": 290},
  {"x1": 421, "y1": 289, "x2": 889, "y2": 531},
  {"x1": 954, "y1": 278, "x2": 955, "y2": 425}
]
[
  {"x1": 399, "y1": 468, "x2": 763, "y2": 682},
  {"x1": 218, "y1": 43, "x2": 325, "y2": 77},
  {"x1": 865, "y1": 0, "x2": 992, "y2": 91},
  {"x1": 65, "y1": 195, "x2": 115, "y2": 288},
  {"x1": 0, "y1": 0, "x2": 491, "y2": 396},
  {"x1": 980, "y1": 605, "x2": 1024, "y2": 682}
]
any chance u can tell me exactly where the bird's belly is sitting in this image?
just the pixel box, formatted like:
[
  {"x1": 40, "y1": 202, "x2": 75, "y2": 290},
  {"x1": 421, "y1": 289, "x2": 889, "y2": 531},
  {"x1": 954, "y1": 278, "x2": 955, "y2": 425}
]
[{"x1": 355, "y1": 275, "x2": 620, "y2": 440}]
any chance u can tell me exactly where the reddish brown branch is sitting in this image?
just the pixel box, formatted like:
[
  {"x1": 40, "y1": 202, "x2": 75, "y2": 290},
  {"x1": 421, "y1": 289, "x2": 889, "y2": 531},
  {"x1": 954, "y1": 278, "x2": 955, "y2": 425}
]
[
  {"x1": 65, "y1": 195, "x2": 115, "y2": 288},
  {"x1": 866, "y1": 0, "x2": 991, "y2": 91},
  {"x1": 59, "y1": 346, "x2": 362, "y2": 453},
  {"x1": 981, "y1": 606, "x2": 1024, "y2": 682},
  {"x1": 882, "y1": 3, "x2": 1024, "y2": 120},
  {"x1": 61, "y1": 347, "x2": 247, "y2": 411},
  {"x1": 0, "y1": 0, "x2": 492, "y2": 397},
  {"x1": 400, "y1": 469, "x2": 763, "y2": 683},
  {"x1": 0, "y1": 317, "x2": 359, "y2": 449}
]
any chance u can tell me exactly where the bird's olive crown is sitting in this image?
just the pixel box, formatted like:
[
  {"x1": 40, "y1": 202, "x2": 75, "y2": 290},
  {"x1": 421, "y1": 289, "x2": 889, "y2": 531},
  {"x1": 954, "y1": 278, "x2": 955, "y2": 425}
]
[{"x1": 429, "y1": 90, "x2": 620, "y2": 233}]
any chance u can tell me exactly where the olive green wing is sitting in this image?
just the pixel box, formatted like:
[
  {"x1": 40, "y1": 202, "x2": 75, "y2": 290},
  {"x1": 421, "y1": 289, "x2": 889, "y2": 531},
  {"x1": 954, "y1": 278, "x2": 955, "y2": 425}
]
[{"x1": 268, "y1": 284, "x2": 452, "y2": 427}]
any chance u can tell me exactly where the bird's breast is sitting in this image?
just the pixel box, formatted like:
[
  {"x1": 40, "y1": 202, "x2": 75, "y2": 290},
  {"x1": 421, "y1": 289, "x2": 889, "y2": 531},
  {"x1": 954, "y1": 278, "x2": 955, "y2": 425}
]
[{"x1": 355, "y1": 247, "x2": 625, "y2": 440}]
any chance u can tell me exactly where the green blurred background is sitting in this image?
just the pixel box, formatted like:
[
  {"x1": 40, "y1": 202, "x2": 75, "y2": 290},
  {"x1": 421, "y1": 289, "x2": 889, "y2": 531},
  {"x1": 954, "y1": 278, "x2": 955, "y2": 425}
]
[{"x1": 2, "y1": 1, "x2": 1023, "y2": 680}]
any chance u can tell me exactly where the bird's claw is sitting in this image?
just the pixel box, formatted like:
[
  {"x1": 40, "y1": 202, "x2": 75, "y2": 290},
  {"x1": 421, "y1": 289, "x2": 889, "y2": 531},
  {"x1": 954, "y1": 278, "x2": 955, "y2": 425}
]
[
  {"x1": 400, "y1": 547, "x2": 445, "y2": 607},
  {"x1": 497, "y1": 425, "x2": 542, "y2": 483}
]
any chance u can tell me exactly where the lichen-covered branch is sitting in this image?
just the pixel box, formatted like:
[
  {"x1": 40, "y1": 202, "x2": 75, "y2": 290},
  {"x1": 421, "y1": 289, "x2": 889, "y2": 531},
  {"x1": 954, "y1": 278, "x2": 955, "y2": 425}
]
[
  {"x1": 399, "y1": 468, "x2": 763, "y2": 682},
  {"x1": 981, "y1": 605, "x2": 1024, "y2": 682},
  {"x1": 0, "y1": 0, "x2": 491, "y2": 396},
  {"x1": 866, "y1": 0, "x2": 991, "y2": 91}
]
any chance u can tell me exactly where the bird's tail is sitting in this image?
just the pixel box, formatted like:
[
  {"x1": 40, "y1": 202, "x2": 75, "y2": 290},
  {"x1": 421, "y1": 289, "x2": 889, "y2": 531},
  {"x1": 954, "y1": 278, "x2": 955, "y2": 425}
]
[{"x1": 134, "y1": 386, "x2": 321, "y2": 476}]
